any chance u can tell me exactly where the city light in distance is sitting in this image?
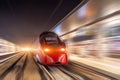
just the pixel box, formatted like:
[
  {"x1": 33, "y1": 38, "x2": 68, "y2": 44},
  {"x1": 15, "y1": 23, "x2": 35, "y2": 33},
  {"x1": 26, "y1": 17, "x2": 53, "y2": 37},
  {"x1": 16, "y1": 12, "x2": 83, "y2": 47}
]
[
  {"x1": 21, "y1": 47, "x2": 31, "y2": 52},
  {"x1": 20, "y1": 46, "x2": 37, "y2": 52}
]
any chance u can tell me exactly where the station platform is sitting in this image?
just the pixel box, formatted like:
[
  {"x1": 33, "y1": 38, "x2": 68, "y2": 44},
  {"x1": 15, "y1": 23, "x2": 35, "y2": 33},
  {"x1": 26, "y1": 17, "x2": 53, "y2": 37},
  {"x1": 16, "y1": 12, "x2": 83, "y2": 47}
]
[{"x1": 70, "y1": 54, "x2": 120, "y2": 79}]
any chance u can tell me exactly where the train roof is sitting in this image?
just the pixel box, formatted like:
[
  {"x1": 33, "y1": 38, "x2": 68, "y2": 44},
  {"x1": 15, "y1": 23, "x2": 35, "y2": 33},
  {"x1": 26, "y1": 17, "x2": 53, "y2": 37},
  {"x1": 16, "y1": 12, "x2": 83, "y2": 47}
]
[{"x1": 39, "y1": 31, "x2": 58, "y2": 38}]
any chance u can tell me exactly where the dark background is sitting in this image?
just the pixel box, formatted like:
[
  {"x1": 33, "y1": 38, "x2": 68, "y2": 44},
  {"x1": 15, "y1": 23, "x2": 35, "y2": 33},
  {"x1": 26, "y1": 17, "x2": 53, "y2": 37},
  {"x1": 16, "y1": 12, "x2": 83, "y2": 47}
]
[{"x1": 0, "y1": 0, "x2": 83, "y2": 46}]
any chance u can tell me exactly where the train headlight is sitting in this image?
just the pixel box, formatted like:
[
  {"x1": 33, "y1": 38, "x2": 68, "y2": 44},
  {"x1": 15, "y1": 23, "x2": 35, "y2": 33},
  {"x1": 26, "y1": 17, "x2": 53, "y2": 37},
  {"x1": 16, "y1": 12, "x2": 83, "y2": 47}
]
[
  {"x1": 60, "y1": 48, "x2": 65, "y2": 52},
  {"x1": 44, "y1": 48, "x2": 50, "y2": 52}
]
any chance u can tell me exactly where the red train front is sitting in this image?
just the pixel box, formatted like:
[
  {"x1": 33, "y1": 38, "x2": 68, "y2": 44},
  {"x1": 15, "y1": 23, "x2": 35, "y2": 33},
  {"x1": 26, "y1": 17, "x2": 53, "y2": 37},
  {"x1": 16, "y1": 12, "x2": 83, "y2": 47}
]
[{"x1": 36, "y1": 31, "x2": 68, "y2": 65}]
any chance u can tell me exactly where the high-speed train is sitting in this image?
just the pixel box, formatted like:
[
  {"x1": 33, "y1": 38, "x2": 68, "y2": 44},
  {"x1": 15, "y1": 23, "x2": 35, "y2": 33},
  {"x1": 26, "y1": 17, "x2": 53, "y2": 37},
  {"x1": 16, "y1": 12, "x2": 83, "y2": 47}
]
[{"x1": 35, "y1": 31, "x2": 68, "y2": 65}]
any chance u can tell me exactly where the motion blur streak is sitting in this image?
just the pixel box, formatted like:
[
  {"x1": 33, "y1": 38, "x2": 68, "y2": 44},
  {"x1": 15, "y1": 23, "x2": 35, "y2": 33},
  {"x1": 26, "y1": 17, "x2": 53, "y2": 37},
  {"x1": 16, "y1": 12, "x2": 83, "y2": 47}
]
[
  {"x1": 0, "y1": 38, "x2": 18, "y2": 54},
  {"x1": 51, "y1": 0, "x2": 120, "y2": 79},
  {"x1": 0, "y1": 0, "x2": 120, "y2": 80}
]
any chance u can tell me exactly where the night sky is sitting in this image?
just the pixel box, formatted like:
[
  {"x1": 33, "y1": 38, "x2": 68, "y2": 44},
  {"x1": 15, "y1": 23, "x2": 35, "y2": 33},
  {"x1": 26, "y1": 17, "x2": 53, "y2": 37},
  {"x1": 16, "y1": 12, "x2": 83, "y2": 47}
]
[{"x1": 0, "y1": 0, "x2": 83, "y2": 46}]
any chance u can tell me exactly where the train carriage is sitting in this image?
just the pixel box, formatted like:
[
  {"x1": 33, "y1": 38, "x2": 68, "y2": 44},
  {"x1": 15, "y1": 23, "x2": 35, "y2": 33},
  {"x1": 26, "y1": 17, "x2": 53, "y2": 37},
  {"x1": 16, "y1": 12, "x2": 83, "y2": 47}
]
[{"x1": 36, "y1": 31, "x2": 68, "y2": 65}]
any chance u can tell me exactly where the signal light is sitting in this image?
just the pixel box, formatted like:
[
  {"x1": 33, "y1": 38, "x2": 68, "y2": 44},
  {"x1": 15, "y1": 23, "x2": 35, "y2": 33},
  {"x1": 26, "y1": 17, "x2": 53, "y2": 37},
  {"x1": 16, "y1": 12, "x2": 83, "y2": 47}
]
[{"x1": 61, "y1": 48, "x2": 65, "y2": 52}]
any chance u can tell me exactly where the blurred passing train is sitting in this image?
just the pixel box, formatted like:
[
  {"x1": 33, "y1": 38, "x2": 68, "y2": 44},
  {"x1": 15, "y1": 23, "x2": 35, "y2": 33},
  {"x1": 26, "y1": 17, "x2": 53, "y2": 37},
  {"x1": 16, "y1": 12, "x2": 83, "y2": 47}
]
[{"x1": 35, "y1": 31, "x2": 68, "y2": 65}]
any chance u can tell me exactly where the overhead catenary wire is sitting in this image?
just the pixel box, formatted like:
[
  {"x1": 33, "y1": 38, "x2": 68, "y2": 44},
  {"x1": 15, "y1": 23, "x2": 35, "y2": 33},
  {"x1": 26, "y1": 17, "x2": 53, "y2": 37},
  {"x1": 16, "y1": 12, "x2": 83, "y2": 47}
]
[{"x1": 44, "y1": 0, "x2": 63, "y2": 29}]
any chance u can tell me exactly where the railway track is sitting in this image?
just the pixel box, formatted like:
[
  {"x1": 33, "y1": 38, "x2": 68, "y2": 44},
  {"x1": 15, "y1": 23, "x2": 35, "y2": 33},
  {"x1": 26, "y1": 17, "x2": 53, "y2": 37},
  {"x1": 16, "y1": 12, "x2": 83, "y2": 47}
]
[
  {"x1": 57, "y1": 66, "x2": 85, "y2": 80},
  {"x1": 0, "y1": 53, "x2": 26, "y2": 80},
  {"x1": 0, "y1": 52, "x2": 119, "y2": 80},
  {"x1": 64, "y1": 61, "x2": 118, "y2": 80},
  {"x1": 33, "y1": 54, "x2": 56, "y2": 80},
  {"x1": 0, "y1": 52, "x2": 19, "y2": 63},
  {"x1": 42, "y1": 65, "x2": 87, "y2": 80}
]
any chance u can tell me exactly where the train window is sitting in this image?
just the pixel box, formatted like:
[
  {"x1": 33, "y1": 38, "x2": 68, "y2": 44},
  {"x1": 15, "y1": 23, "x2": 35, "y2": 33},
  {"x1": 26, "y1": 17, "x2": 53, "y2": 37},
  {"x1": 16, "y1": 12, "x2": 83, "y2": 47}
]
[{"x1": 45, "y1": 37, "x2": 57, "y2": 41}]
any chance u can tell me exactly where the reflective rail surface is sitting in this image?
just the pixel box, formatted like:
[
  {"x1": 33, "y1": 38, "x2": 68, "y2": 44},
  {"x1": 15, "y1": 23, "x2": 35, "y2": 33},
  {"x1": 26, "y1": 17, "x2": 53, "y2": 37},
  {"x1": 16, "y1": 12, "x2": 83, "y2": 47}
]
[{"x1": 0, "y1": 52, "x2": 20, "y2": 63}]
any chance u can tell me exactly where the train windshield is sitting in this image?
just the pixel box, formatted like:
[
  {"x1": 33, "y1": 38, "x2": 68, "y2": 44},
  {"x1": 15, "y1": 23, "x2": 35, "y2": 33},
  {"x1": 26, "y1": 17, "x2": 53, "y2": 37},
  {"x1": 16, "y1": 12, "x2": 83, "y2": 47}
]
[{"x1": 45, "y1": 36, "x2": 59, "y2": 45}]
